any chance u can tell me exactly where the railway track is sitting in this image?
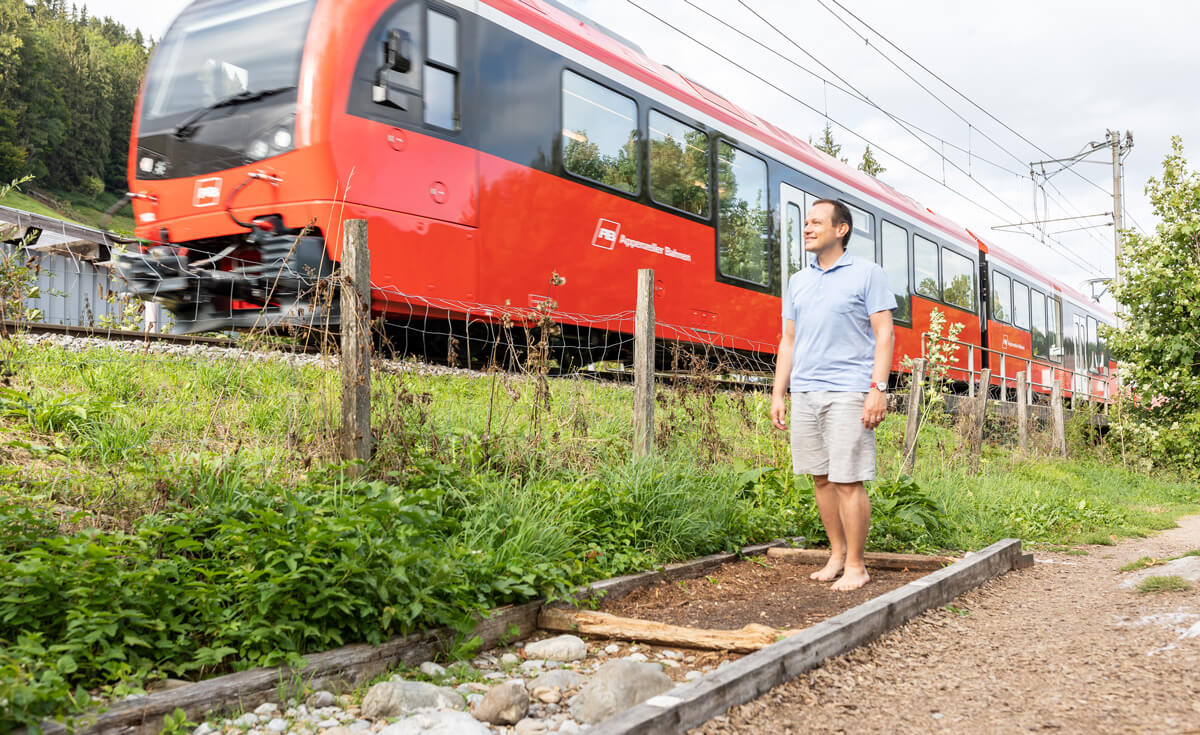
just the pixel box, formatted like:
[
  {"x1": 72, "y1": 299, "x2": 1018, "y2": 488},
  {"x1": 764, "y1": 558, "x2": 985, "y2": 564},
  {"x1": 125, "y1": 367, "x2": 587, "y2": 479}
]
[{"x1": 2, "y1": 320, "x2": 241, "y2": 349}]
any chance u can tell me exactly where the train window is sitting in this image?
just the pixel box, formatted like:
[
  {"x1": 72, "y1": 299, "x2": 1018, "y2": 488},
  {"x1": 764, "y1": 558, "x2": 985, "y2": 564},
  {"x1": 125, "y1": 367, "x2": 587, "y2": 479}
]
[
  {"x1": 1048, "y1": 296, "x2": 1063, "y2": 362},
  {"x1": 942, "y1": 248, "x2": 976, "y2": 312},
  {"x1": 424, "y1": 10, "x2": 458, "y2": 129},
  {"x1": 717, "y1": 141, "x2": 770, "y2": 286},
  {"x1": 845, "y1": 202, "x2": 875, "y2": 264},
  {"x1": 561, "y1": 70, "x2": 640, "y2": 194},
  {"x1": 881, "y1": 220, "x2": 911, "y2": 323},
  {"x1": 991, "y1": 271, "x2": 1011, "y2": 323},
  {"x1": 914, "y1": 235, "x2": 939, "y2": 299},
  {"x1": 1031, "y1": 289, "x2": 1048, "y2": 357},
  {"x1": 648, "y1": 111, "x2": 710, "y2": 217},
  {"x1": 1013, "y1": 280, "x2": 1030, "y2": 330},
  {"x1": 427, "y1": 10, "x2": 457, "y2": 66},
  {"x1": 786, "y1": 202, "x2": 804, "y2": 277},
  {"x1": 1088, "y1": 316, "x2": 1100, "y2": 372}
]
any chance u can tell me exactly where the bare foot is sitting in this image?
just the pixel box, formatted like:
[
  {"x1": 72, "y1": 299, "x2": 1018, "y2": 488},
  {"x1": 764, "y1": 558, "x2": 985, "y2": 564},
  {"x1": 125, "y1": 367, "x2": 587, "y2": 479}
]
[
  {"x1": 809, "y1": 556, "x2": 844, "y2": 582},
  {"x1": 831, "y1": 566, "x2": 870, "y2": 591}
]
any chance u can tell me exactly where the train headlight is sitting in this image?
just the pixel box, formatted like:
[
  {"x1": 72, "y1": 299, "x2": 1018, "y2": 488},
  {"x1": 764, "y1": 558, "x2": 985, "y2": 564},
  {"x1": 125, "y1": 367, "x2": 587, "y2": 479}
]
[
  {"x1": 247, "y1": 139, "x2": 271, "y2": 160},
  {"x1": 245, "y1": 114, "x2": 296, "y2": 163}
]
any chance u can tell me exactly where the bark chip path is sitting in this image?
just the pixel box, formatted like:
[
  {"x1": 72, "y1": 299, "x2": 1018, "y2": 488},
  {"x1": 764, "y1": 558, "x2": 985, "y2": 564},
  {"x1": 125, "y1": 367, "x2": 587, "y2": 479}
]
[{"x1": 691, "y1": 515, "x2": 1200, "y2": 735}]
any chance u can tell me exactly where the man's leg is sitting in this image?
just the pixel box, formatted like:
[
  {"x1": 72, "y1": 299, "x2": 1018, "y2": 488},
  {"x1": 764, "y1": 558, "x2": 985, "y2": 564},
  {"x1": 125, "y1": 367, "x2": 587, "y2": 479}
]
[
  {"x1": 809, "y1": 474, "x2": 845, "y2": 581},
  {"x1": 830, "y1": 481, "x2": 871, "y2": 591}
]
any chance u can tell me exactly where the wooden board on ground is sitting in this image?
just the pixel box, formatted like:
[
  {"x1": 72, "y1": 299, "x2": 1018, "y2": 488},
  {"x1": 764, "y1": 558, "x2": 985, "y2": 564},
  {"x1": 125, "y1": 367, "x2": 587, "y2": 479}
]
[
  {"x1": 765, "y1": 547, "x2": 955, "y2": 571},
  {"x1": 538, "y1": 608, "x2": 799, "y2": 653}
]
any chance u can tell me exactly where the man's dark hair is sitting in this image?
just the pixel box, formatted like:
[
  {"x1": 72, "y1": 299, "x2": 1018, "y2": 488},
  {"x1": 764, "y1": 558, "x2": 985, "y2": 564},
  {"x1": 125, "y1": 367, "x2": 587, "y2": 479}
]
[{"x1": 813, "y1": 198, "x2": 853, "y2": 249}]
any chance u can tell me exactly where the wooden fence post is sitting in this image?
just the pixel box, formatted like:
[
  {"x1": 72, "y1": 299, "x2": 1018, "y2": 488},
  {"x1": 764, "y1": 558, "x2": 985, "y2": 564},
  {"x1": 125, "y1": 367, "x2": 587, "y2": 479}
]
[
  {"x1": 633, "y1": 269, "x2": 655, "y2": 458},
  {"x1": 1052, "y1": 379, "x2": 1067, "y2": 458},
  {"x1": 902, "y1": 359, "x2": 925, "y2": 475},
  {"x1": 1016, "y1": 370, "x2": 1028, "y2": 455},
  {"x1": 970, "y1": 368, "x2": 991, "y2": 474},
  {"x1": 340, "y1": 219, "x2": 372, "y2": 466}
]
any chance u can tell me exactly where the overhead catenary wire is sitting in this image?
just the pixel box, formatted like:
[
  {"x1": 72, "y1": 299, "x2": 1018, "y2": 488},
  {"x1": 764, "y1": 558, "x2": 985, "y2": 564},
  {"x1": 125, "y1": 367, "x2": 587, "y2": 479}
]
[
  {"x1": 818, "y1": 0, "x2": 1123, "y2": 209},
  {"x1": 616, "y1": 0, "x2": 1103, "y2": 277},
  {"x1": 674, "y1": 0, "x2": 1028, "y2": 180}
]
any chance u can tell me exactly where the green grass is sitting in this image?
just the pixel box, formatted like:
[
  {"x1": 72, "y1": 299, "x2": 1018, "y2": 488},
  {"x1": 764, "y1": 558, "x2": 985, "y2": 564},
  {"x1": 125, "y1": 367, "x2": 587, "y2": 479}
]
[
  {"x1": 3, "y1": 188, "x2": 137, "y2": 236},
  {"x1": 1120, "y1": 556, "x2": 1160, "y2": 572},
  {"x1": 1136, "y1": 575, "x2": 1191, "y2": 593},
  {"x1": 1, "y1": 337, "x2": 1198, "y2": 728}
]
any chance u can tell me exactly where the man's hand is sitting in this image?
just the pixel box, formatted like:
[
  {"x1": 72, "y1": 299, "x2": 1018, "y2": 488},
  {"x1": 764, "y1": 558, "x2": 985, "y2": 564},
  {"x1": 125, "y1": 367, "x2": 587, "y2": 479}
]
[
  {"x1": 862, "y1": 389, "x2": 887, "y2": 429},
  {"x1": 770, "y1": 393, "x2": 788, "y2": 431}
]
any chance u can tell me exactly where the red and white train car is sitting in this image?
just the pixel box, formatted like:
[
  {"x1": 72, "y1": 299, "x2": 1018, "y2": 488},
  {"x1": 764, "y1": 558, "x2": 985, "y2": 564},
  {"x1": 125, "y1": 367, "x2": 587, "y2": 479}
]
[{"x1": 118, "y1": 0, "x2": 1115, "y2": 398}]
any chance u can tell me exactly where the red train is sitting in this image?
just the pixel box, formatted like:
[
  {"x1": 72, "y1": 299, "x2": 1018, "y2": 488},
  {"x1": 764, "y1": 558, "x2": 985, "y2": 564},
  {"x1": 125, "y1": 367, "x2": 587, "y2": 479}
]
[{"x1": 117, "y1": 0, "x2": 1116, "y2": 401}]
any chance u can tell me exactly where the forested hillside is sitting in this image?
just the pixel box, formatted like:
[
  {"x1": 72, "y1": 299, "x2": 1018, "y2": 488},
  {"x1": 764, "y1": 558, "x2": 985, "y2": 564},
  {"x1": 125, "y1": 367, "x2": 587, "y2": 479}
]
[{"x1": 0, "y1": 0, "x2": 149, "y2": 195}]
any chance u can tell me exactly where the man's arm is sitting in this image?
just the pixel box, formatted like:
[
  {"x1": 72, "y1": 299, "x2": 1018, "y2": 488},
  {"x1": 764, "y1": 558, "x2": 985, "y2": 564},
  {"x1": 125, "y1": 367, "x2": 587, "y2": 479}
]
[
  {"x1": 862, "y1": 309, "x2": 894, "y2": 429},
  {"x1": 771, "y1": 319, "x2": 796, "y2": 431}
]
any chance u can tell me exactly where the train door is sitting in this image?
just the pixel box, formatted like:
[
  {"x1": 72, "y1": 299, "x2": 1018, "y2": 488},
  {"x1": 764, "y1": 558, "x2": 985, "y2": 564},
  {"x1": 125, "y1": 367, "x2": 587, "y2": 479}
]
[
  {"x1": 1072, "y1": 313, "x2": 1088, "y2": 396},
  {"x1": 779, "y1": 183, "x2": 812, "y2": 296}
]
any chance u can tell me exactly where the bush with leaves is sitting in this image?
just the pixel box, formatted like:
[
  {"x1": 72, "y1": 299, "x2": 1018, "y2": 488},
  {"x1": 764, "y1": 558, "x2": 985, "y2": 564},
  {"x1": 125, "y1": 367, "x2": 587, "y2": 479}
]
[{"x1": 1106, "y1": 136, "x2": 1200, "y2": 475}]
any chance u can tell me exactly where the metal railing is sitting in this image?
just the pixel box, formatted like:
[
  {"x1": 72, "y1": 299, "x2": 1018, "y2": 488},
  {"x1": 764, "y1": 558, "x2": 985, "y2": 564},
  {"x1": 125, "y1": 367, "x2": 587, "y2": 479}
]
[{"x1": 923, "y1": 334, "x2": 1113, "y2": 407}]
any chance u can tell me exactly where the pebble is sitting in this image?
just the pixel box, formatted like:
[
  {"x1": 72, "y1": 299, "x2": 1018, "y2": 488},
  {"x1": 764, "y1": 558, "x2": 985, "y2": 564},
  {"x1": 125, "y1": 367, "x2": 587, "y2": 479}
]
[
  {"x1": 233, "y1": 714, "x2": 258, "y2": 728},
  {"x1": 308, "y1": 691, "x2": 337, "y2": 709},
  {"x1": 624, "y1": 653, "x2": 648, "y2": 663},
  {"x1": 604, "y1": 644, "x2": 620, "y2": 654},
  {"x1": 317, "y1": 719, "x2": 340, "y2": 728},
  {"x1": 501, "y1": 653, "x2": 521, "y2": 666},
  {"x1": 266, "y1": 718, "x2": 288, "y2": 732},
  {"x1": 419, "y1": 662, "x2": 447, "y2": 678},
  {"x1": 685, "y1": 671, "x2": 704, "y2": 681},
  {"x1": 255, "y1": 704, "x2": 280, "y2": 716},
  {"x1": 660, "y1": 650, "x2": 683, "y2": 660}
]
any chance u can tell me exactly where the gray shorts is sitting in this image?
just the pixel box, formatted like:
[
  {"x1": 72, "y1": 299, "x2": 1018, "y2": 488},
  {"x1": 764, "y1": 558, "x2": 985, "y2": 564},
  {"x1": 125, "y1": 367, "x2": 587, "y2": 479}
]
[{"x1": 790, "y1": 391, "x2": 876, "y2": 483}]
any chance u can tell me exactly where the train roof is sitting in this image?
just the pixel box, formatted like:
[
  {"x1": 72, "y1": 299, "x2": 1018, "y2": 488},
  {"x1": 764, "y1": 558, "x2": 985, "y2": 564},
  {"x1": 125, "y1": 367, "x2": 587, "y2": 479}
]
[{"x1": 488, "y1": 0, "x2": 1114, "y2": 320}]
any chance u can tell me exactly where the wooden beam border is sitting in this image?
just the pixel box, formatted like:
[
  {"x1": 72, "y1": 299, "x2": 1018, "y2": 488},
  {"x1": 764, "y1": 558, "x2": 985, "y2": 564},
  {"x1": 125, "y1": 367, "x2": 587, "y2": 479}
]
[{"x1": 589, "y1": 538, "x2": 1024, "y2": 735}]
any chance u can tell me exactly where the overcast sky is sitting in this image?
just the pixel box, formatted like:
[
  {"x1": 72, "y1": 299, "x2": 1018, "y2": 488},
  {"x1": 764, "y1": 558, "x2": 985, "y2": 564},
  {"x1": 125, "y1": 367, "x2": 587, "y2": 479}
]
[{"x1": 84, "y1": 0, "x2": 1200, "y2": 301}]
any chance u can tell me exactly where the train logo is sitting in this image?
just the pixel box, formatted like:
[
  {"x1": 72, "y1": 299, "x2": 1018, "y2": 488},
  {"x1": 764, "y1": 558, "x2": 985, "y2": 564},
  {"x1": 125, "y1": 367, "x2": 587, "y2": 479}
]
[
  {"x1": 591, "y1": 218, "x2": 620, "y2": 250},
  {"x1": 193, "y1": 178, "x2": 222, "y2": 208}
]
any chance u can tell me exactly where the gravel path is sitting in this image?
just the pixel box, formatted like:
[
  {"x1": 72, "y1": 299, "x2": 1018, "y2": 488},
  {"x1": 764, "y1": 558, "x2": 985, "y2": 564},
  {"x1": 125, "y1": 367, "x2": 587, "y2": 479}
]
[{"x1": 692, "y1": 516, "x2": 1200, "y2": 735}]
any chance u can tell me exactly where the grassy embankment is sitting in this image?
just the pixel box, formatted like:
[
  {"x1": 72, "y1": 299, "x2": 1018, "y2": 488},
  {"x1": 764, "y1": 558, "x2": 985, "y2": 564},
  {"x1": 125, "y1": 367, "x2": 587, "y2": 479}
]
[
  {"x1": 3, "y1": 188, "x2": 137, "y2": 236},
  {"x1": 0, "y1": 337, "x2": 1196, "y2": 728}
]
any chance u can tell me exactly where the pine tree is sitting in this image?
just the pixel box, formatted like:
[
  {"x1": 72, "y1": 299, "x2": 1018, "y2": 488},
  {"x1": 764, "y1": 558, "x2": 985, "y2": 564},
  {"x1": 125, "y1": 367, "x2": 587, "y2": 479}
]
[
  {"x1": 858, "y1": 145, "x2": 886, "y2": 177},
  {"x1": 811, "y1": 122, "x2": 847, "y2": 164}
]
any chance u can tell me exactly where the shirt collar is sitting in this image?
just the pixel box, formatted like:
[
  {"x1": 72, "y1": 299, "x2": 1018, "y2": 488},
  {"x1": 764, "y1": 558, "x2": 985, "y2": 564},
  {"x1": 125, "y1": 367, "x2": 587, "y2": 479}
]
[{"x1": 811, "y1": 250, "x2": 854, "y2": 273}]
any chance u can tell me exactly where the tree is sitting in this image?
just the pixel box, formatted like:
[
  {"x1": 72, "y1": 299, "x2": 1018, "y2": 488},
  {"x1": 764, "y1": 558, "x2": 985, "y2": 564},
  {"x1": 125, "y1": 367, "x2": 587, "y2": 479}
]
[
  {"x1": 858, "y1": 145, "x2": 886, "y2": 177},
  {"x1": 811, "y1": 122, "x2": 847, "y2": 164},
  {"x1": 1106, "y1": 136, "x2": 1200, "y2": 473}
]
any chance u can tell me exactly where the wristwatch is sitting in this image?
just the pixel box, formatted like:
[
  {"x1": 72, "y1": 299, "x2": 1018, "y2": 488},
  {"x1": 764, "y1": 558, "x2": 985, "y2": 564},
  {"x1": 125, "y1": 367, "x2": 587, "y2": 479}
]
[{"x1": 870, "y1": 381, "x2": 888, "y2": 393}]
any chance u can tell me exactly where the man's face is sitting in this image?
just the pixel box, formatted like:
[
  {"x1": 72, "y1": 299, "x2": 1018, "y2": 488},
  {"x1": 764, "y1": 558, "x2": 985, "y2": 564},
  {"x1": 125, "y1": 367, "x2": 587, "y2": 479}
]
[{"x1": 803, "y1": 203, "x2": 848, "y2": 255}]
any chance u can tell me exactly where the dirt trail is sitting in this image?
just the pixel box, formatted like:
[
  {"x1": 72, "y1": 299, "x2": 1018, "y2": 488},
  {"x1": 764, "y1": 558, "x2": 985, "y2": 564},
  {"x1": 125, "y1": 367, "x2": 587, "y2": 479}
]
[{"x1": 691, "y1": 516, "x2": 1200, "y2": 735}]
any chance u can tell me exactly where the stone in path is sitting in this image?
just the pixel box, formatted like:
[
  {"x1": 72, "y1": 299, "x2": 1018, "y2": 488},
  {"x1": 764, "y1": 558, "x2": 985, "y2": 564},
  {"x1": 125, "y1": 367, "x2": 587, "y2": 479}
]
[
  {"x1": 523, "y1": 634, "x2": 588, "y2": 662},
  {"x1": 361, "y1": 680, "x2": 465, "y2": 718},
  {"x1": 1119, "y1": 555, "x2": 1200, "y2": 589},
  {"x1": 471, "y1": 680, "x2": 529, "y2": 725},
  {"x1": 570, "y1": 659, "x2": 674, "y2": 724},
  {"x1": 378, "y1": 711, "x2": 490, "y2": 735},
  {"x1": 528, "y1": 669, "x2": 586, "y2": 691}
]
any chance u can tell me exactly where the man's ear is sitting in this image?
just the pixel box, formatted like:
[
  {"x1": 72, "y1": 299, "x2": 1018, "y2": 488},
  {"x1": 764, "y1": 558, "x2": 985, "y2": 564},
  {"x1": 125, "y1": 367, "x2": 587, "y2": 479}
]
[{"x1": 837, "y1": 222, "x2": 850, "y2": 240}]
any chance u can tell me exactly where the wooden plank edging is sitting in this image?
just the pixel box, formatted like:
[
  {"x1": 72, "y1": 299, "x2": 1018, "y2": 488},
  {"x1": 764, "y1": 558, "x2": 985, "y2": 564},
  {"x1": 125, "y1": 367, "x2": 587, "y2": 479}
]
[
  {"x1": 589, "y1": 538, "x2": 1024, "y2": 734},
  {"x1": 30, "y1": 539, "x2": 794, "y2": 735}
]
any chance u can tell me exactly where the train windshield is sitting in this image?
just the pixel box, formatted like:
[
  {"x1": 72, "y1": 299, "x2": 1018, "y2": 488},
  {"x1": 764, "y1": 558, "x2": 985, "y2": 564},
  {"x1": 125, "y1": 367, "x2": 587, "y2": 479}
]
[{"x1": 142, "y1": 0, "x2": 316, "y2": 124}]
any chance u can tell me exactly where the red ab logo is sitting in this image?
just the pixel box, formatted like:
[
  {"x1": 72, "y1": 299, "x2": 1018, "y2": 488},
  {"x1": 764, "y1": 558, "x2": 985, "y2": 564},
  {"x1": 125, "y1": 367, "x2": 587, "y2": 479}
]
[{"x1": 591, "y1": 218, "x2": 620, "y2": 250}]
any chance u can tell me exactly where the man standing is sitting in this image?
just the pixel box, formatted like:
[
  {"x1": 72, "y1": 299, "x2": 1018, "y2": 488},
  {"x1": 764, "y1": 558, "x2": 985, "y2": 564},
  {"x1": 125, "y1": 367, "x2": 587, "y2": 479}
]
[{"x1": 770, "y1": 199, "x2": 896, "y2": 591}]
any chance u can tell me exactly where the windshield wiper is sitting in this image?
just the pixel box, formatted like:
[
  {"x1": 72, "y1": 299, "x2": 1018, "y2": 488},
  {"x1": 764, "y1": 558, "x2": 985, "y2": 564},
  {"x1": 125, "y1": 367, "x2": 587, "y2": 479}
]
[{"x1": 173, "y1": 86, "x2": 295, "y2": 140}]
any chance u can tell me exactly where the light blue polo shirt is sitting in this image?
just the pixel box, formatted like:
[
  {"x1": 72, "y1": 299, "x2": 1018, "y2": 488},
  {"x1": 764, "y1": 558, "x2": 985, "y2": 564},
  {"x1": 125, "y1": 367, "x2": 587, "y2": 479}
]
[{"x1": 782, "y1": 251, "x2": 897, "y2": 393}]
